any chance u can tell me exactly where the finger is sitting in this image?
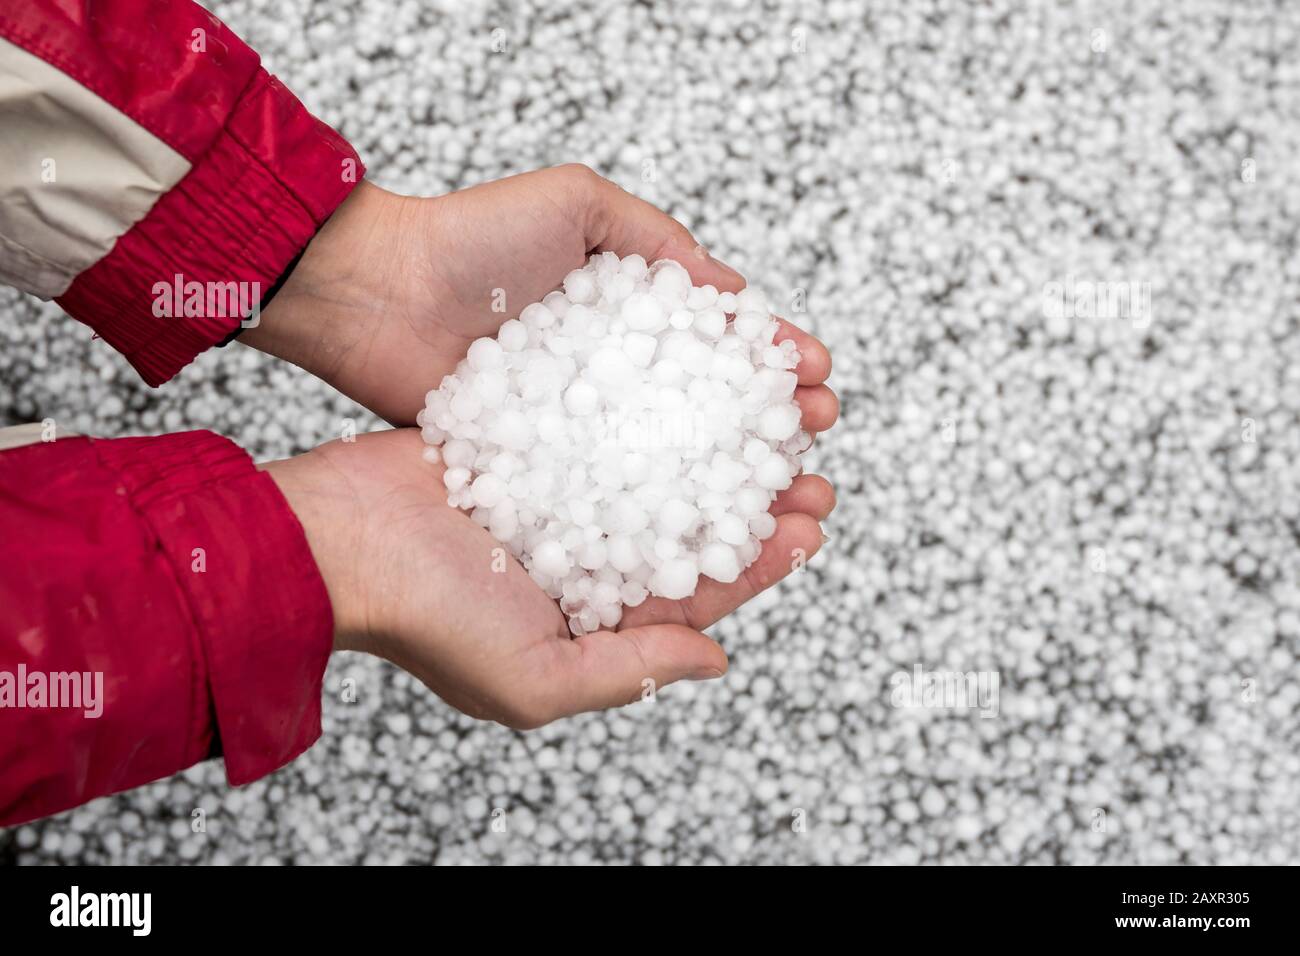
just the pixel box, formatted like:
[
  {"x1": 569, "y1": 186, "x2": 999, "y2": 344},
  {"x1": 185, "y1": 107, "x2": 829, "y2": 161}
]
[
  {"x1": 773, "y1": 318, "x2": 832, "y2": 386},
  {"x1": 564, "y1": 164, "x2": 746, "y2": 293},
  {"x1": 771, "y1": 474, "x2": 836, "y2": 520},
  {"x1": 621, "y1": 512, "x2": 826, "y2": 632},
  {"x1": 796, "y1": 384, "x2": 839, "y2": 433},
  {"x1": 554, "y1": 624, "x2": 728, "y2": 716}
]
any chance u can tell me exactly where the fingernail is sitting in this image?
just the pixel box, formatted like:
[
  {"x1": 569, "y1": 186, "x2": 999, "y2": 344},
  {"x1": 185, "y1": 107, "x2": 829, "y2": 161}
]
[
  {"x1": 696, "y1": 245, "x2": 742, "y2": 281},
  {"x1": 713, "y1": 256, "x2": 744, "y2": 283},
  {"x1": 820, "y1": 533, "x2": 831, "y2": 545},
  {"x1": 691, "y1": 667, "x2": 725, "y2": 681}
]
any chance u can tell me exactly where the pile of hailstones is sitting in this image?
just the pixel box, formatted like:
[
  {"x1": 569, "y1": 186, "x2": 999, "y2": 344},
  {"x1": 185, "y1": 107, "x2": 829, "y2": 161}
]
[{"x1": 418, "y1": 253, "x2": 809, "y2": 635}]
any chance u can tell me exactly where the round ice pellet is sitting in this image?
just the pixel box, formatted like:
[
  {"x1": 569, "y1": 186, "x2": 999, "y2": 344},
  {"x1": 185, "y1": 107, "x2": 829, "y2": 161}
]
[
  {"x1": 520, "y1": 302, "x2": 557, "y2": 329},
  {"x1": 471, "y1": 473, "x2": 508, "y2": 508},
  {"x1": 650, "y1": 557, "x2": 699, "y2": 600},
  {"x1": 758, "y1": 404, "x2": 801, "y2": 441},
  {"x1": 533, "y1": 540, "x2": 571, "y2": 578},
  {"x1": 622, "y1": 292, "x2": 667, "y2": 333},
  {"x1": 563, "y1": 269, "x2": 598, "y2": 304},
  {"x1": 749, "y1": 512, "x2": 777, "y2": 540},
  {"x1": 498, "y1": 319, "x2": 528, "y2": 350},
  {"x1": 564, "y1": 380, "x2": 599, "y2": 415},
  {"x1": 715, "y1": 513, "x2": 749, "y2": 546},
  {"x1": 700, "y1": 542, "x2": 742, "y2": 583},
  {"x1": 467, "y1": 338, "x2": 504, "y2": 371},
  {"x1": 754, "y1": 455, "x2": 794, "y2": 490}
]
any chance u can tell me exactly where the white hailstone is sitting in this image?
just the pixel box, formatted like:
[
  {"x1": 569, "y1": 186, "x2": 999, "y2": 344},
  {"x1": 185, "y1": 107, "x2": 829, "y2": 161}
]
[
  {"x1": 649, "y1": 556, "x2": 699, "y2": 600},
  {"x1": 474, "y1": 369, "x2": 509, "y2": 409},
  {"x1": 562, "y1": 268, "x2": 598, "y2": 304},
  {"x1": 470, "y1": 473, "x2": 507, "y2": 508},
  {"x1": 649, "y1": 261, "x2": 691, "y2": 305},
  {"x1": 621, "y1": 292, "x2": 668, "y2": 333},
  {"x1": 742, "y1": 437, "x2": 771, "y2": 465},
  {"x1": 686, "y1": 284, "x2": 719, "y2": 310},
  {"x1": 497, "y1": 321, "x2": 527, "y2": 354},
  {"x1": 694, "y1": 308, "x2": 727, "y2": 340},
  {"x1": 699, "y1": 542, "x2": 742, "y2": 583},
  {"x1": 563, "y1": 380, "x2": 599, "y2": 416},
  {"x1": 422, "y1": 254, "x2": 803, "y2": 634},
  {"x1": 449, "y1": 388, "x2": 481, "y2": 421},
  {"x1": 656, "y1": 497, "x2": 699, "y2": 536},
  {"x1": 623, "y1": 332, "x2": 657, "y2": 368},
  {"x1": 758, "y1": 404, "x2": 801, "y2": 442},
  {"x1": 489, "y1": 499, "x2": 518, "y2": 539},
  {"x1": 541, "y1": 291, "x2": 569, "y2": 317},
  {"x1": 733, "y1": 311, "x2": 769, "y2": 340},
  {"x1": 753, "y1": 455, "x2": 795, "y2": 491},
  {"x1": 735, "y1": 486, "x2": 771, "y2": 516},
  {"x1": 620, "y1": 254, "x2": 649, "y2": 281},
  {"x1": 714, "y1": 513, "x2": 749, "y2": 546},
  {"x1": 443, "y1": 439, "x2": 474, "y2": 468},
  {"x1": 606, "y1": 534, "x2": 642, "y2": 573},
  {"x1": 466, "y1": 338, "x2": 504, "y2": 371},
  {"x1": 734, "y1": 287, "x2": 769, "y2": 314},
  {"x1": 653, "y1": 538, "x2": 679, "y2": 561},
  {"x1": 953, "y1": 816, "x2": 983, "y2": 842},
  {"x1": 519, "y1": 303, "x2": 556, "y2": 330},
  {"x1": 577, "y1": 539, "x2": 607, "y2": 570},
  {"x1": 532, "y1": 539, "x2": 571, "y2": 578}
]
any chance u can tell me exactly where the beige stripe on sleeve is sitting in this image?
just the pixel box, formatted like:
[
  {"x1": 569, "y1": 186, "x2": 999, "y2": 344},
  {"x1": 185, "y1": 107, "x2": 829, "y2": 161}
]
[
  {"x1": 0, "y1": 36, "x2": 191, "y2": 299},
  {"x1": 0, "y1": 422, "x2": 77, "y2": 450}
]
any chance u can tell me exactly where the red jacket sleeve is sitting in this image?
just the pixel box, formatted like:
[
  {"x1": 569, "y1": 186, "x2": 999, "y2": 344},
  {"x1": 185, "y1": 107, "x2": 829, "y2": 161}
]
[
  {"x1": 0, "y1": 430, "x2": 334, "y2": 827},
  {"x1": 0, "y1": 0, "x2": 364, "y2": 385}
]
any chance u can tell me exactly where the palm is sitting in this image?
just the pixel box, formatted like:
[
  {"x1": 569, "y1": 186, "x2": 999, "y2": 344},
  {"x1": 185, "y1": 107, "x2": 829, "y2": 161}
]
[
  {"x1": 271, "y1": 168, "x2": 837, "y2": 430},
  {"x1": 412, "y1": 170, "x2": 606, "y2": 360},
  {"x1": 310, "y1": 429, "x2": 564, "y2": 722},
  {"x1": 325, "y1": 167, "x2": 760, "y2": 424},
  {"x1": 309, "y1": 427, "x2": 828, "y2": 727}
]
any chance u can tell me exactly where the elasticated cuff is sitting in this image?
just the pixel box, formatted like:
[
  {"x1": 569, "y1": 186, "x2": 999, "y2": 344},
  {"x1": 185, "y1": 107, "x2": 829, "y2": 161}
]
[{"x1": 56, "y1": 68, "x2": 364, "y2": 386}]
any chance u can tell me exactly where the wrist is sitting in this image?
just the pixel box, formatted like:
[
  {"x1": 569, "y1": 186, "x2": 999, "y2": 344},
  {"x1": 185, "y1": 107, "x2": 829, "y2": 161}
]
[
  {"x1": 242, "y1": 180, "x2": 406, "y2": 398},
  {"x1": 261, "y1": 451, "x2": 369, "y2": 651}
]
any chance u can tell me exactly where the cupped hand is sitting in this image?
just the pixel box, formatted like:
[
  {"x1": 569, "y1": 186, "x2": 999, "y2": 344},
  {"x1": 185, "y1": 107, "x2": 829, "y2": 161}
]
[
  {"x1": 264, "y1": 426, "x2": 834, "y2": 729},
  {"x1": 245, "y1": 165, "x2": 838, "y2": 433}
]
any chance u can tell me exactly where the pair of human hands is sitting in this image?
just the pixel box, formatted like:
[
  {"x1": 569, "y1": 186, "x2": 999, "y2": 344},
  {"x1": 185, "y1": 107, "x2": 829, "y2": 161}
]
[{"x1": 252, "y1": 165, "x2": 838, "y2": 729}]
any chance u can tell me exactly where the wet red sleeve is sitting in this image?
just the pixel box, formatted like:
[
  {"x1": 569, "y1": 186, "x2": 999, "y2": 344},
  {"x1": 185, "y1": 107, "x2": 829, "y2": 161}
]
[
  {"x1": 0, "y1": 0, "x2": 364, "y2": 385},
  {"x1": 0, "y1": 431, "x2": 333, "y2": 826}
]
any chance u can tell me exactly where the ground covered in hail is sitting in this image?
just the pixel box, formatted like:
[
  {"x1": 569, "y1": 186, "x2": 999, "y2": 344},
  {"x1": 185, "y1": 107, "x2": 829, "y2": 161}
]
[{"x1": 2, "y1": 0, "x2": 1298, "y2": 864}]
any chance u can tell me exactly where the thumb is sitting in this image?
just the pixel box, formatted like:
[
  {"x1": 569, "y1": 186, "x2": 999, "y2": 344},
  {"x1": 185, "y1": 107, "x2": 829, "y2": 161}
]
[
  {"x1": 556, "y1": 624, "x2": 729, "y2": 716},
  {"x1": 562, "y1": 164, "x2": 747, "y2": 293}
]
